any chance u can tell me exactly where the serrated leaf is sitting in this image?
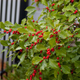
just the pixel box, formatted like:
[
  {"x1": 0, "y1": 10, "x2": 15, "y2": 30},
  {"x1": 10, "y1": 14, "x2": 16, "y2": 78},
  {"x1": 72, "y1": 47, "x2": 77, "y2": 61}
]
[
  {"x1": 27, "y1": 10, "x2": 36, "y2": 16},
  {"x1": 17, "y1": 53, "x2": 26, "y2": 67},
  {"x1": 25, "y1": 6, "x2": 35, "y2": 11},
  {"x1": 0, "y1": 33, "x2": 5, "y2": 39},
  {"x1": 55, "y1": 47, "x2": 66, "y2": 57},
  {"x1": 61, "y1": 65, "x2": 70, "y2": 74},
  {"x1": 48, "y1": 38, "x2": 56, "y2": 48},
  {"x1": 74, "y1": 34, "x2": 80, "y2": 38},
  {"x1": 35, "y1": 44, "x2": 47, "y2": 51},
  {"x1": 32, "y1": 56, "x2": 43, "y2": 64},
  {"x1": 21, "y1": 18, "x2": 26, "y2": 26},
  {"x1": 71, "y1": 55, "x2": 80, "y2": 63},
  {"x1": 74, "y1": 61, "x2": 80, "y2": 68},
  {"x1": 4, "y1": 21, "x2": 13, "y2": 26},
  {"x1": 0, "y1": 22, "x2": 5, "y2": 29},
  {"x1": 68, "y1": 15, "x2": 76, "y2": 22},
  {"x1": 49, "y1": 59, "x2": 58, "y2": 69},
  {"x1": 16, "y1": 47, "x2": 22, "y2": 50},
  {"x1": 41, "y1": 0, "x2": 48, "y2": 6},
  {"x1": 18, "y1": 28, "x2": 28, "y2": 33},
  {"x1": 0, "y1": 40, "x2": 8, "y2": 46},
  {"x1": 43, "y1": 32, "x2": 50, "y2": 41},
  {"x1": 40, "y1": 60, "x2": 47, "y2": 70}
]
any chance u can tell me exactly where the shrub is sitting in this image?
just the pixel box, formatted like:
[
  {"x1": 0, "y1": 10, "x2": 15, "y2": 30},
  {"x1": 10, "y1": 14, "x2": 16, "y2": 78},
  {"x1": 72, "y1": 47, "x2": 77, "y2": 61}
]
[{"x1": 0, "y1": 0, "x2": 80, "y2": 80}]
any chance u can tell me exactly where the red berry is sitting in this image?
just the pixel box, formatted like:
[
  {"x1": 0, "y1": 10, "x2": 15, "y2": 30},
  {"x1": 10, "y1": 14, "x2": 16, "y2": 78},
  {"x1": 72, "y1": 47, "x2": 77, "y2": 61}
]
[
  {"x1": 9, "y1": 29, "x2": 12, "y2": 32},
  {"x1": 11, "y1": 42, "x2": 14, "y2": 45},
  {"x1": 68, "y1": 46, "x2": 70, "y2": 48},
  {"x1": 58, "y1": 30, "x2": 60, "y2": 32},
  {"x1": 20, "y1": 49, "x2": 23, "y2": 52},
  {"x1": 51, "y1": 48, "x2": 54, "y2": 52},
  {"x1": 39, "y1": 35, "x2": 43, "y2": 38},
  {"x1": 31, "y1": 44, "x2": 34, "y2": 47},
  {"x1": 30, "y1": 46, "x2": 32, "y2": 49},
  {"x1": 32, "y1": 34, "x2": 35, "y2": 36},
  {"x1": 49, "y1": 10, "x2": 51, "y2": 12},
  {"x1": 46, "y1": 55, "x2": 49, "y2": 59},
  {"x1": 43, "y1": 56, "x2": 46, "y2": 59},
  {"x1": 57, "y1": 72, "x2": 59, "y2": 74},
  {"x1": 47, "y1": 48, "x2": 50, "y2": 51},
  {"x1": 52, "y1": 9, "x2": 54, "y2": 11},
  {"x1": 37, "y1": 39, "x2": 39, "y2": 43},
  {"x1": 35, "y1": 0, "x2": 39, "y2": 2},
  {"x1": 26, "y1": 79, "x2": 29, "y2": 80},
  {"x1": 32, "y1": 20, "x2": 35, "y2": 22},
  {"x1": 32, "y1": 73, "x2": 35, "y2": 77},
  {"x1": 4, "y1": 30, "x2": 6, "y2": 33},
  {"x1": 40, "y1": 50, "x2": 42, "y2": 53},
  {"x1": 6, "y1": 31, "x2": 9, "y2": 34},
  {"x1": 25, "y1": 26, "x2": 27, "y2": 28},
  {"x1": 26, "y1": 47, "x2": 28, "y2": 49},
  {"x1": 57, "y1": 57, "x2": 59, "y2": 60},
  {"x1": 58, "y1": 62, "x2": 60, "y2": 66},
  {"x1": 39, "y1": 72, "x2": 42, "y2": 75},
  {"x1": 46, "y1": 7, "x2": 49, "y2": 10},
  {"x1": 51, "y1": 3, "x2": 55, "y2": 6},
  {"x1": 34, "y1": 70, "x2": 37, "y2": 73},
  {"x1": 34, "y1": 29, "x2": 36, "y2": 31},
  {"x1": 70, "y1": 0, "x2": 74, "y2": 3},
  {"x1": 39, "y1": 77, "x2": 42, "y2": 80},
  {"x1": 34, "y1": 42, "x2": 37, "y2": 45},
  {"x1": 50, "y1": 34, "x2": 54, "y2": 38},
  {"x1": 40, "y1": 60, "x2": 43, "y2": 63}
]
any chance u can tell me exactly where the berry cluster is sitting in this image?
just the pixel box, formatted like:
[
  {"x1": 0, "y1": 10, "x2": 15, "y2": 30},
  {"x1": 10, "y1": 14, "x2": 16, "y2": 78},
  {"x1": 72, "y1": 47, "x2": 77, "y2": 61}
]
[
  {"x1": 46, "y1": 3, "x2": 55, "y2": 12},
  {"x1": 70, "y1": 0, "x2": 74, "y2": 3}
]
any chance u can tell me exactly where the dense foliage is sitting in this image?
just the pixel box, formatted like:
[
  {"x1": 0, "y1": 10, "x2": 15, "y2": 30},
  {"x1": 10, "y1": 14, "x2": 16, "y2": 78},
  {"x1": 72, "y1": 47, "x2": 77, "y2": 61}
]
[{"x1": 0, "y1": 0, "x2": 80, "y2": 80}]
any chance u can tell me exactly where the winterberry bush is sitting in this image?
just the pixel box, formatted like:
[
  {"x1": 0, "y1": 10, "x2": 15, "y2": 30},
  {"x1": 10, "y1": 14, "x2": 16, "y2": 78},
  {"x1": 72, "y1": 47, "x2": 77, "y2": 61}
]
[{"x1": 0, "y1": 0, "x2": 80, "y2": 80}]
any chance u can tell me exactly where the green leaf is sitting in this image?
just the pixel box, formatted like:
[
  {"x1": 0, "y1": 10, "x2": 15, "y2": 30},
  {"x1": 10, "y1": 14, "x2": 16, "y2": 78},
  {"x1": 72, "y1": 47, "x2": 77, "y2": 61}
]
[
  {"x1": 71, "y1": 55, "x2": 80, "y2": 63},
  {"x1": 25, "y1": 6, "x2": 35, "y2": 11},
  {"x1": 0, "y1": 33, "x2": 5, "y2": 39},
  {"x1": 0, "y1": 22, "x2": 5, "y2": 29},
  {"x1": 74, "y1": 34, "x2": 80, "y2": 38},
  {"x1": 63, "y1": 25, "x2": 69, "y2": 30},
  {"x1": 48, "y1": 38, "x2": 56, "y2": 48},
  {"x1": 0, "y1": 40, "x2": 8, "y2": 46},
  {"x1": 59, "y1": 30, "x2": 72, "y2": 39},
  {"x1": 16, "y1": 47, "x2": 22, "y2": 50},
  {"x1": 27, "y1": 10, "x2": 36, "y2": 16},
  {"x1": 68, "y1": 15, "x2": 76, "y2": 22},
  {"x1": 43, "y1": 32, "x2": 50, "y2": 41},
  {"x1": 55, "y1": 47, "x2": 66, "y2": 57},
  {"x1": 26, "y1": 26, "x2": 35, "y2": 33},
  {"x1": 35, "y1": 44, "x2": 47, "y2": 51},
  {"x1": 74, "y1": 61, "x2": 80, "y2": 68},
  {"x1": 59, "y1": 31, "x2": 67, "y2": 39},
  {"x1": 32, "y1": 56, "x2": 43, "y2": 64},
  {"x1": 61, "y1": 65, "x2": 70, "y2": 74},
  {"x1": 65, "y1": 0, "x2": 70, "y2": 4},
  {"x1": 58, "y1": 70, "x2": 62, "y2": 80},
  {"x1": 17, "y1": 53, "x2": 26, "y2": 67},
  {"x1": 41, "y1": 0, "x2": 48, "y2": 6},
  {"x1": 74, "y1": 28, "x2": 80, "y2": 32},
  {"x1": 49, "y1": 59, "x2": 58, "y2": 69},
  {"x1": 68, "y1": 74, "x2": 73, "y2": 80},
  {"x1": 40, "y1": 60, "x2": 47, "y2": 70},
  {"x1": 64, "y1": 11, "x2": 72, "y2": 17},
  {"x1": 4, "y1": 21, "x2": 13, "y2": 26},
  {"x1": 11, "y1": 23, "x2": 22, "y2": 30},
  {"x1": 18, "y1": 28, "x2": 28, "y2": 33},
  {"x1": 21, "y1": 18, "x2": 26, "y2": 26}
]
